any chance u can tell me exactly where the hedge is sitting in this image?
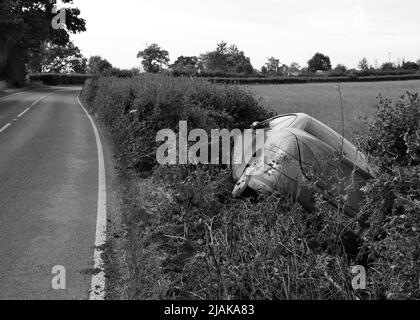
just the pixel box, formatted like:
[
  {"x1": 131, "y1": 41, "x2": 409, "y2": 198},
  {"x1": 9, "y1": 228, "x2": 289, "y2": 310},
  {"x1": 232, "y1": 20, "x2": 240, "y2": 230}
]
[
  {"x1": 206, "y1": 73, "x2": 420, "y2": 85},
  {"x1": 29, "y1": 73, "x2": 92, "y2": 85}
]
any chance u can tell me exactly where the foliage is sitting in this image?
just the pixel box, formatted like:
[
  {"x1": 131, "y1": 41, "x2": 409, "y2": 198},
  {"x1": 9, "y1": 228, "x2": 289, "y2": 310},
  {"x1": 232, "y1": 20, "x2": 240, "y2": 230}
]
[
  {"x1": 331, "y1": 64, "x2": 348, "y2": 76},
  {"x1": 199, "y1": 42, "x2": 254, "y2": 75},
  {"x1": 358, "y1": 58, "x2": 370, "y2": 71},
  {"x1": 205, "y1": 74, "x2": 420, "y2": 85},
  {"x1": 264, "y1": 57, "x2": 281, "y2": 76},
  {"x1": 356, "y1": 92, "x2": 420, "y2": 299},
  {"x1": 29, "y1": 73, "x2": 91, "y2": 85},
  {"x1": 357, "y1": 92, "x2": 420, "y2": 169},
  {"x1": 27, "y1": 41, "x2": 87, "y2": 74},
  {"x1": 88, "y1": 55, "x2": 113, "y2": 75},
  {"x1": 80, "y1": 74, "x2": 272, "y2": 172},
  {"x1": 137, "y1": 43, "x2": 170, "y2": 73},
  {"x1": 402, "y1": 61, "x2": 419, "y2": 71},
  {"x1": 82, "y1": 74, "x2": 420, "y2": 300},
  {"x1": 171, "y1": 56, "x2": 199, "y2": 75},
  {"x1": 0, "y1": 0, "x2": 86, "y2": 86},
  {"x1": 381, "y1": 62, "x2": 396, "y2": 71},
  {"x1": 308, "y1": 53, "x2": 332, "y2": 73}
]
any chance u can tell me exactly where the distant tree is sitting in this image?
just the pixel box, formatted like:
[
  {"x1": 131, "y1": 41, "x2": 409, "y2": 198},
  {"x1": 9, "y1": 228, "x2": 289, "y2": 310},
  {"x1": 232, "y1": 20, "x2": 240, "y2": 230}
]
[
  {"x1": 199, "y1": 41, "x2": 254, "y2": 75},
  {"x1": 289, "y1": 62, "x2": 301, "y2": 70},
  {"x1": 333, "y1": 64, "x2": 348, "y2": 74},
  {"x1": 307, "y1": 53, "x2": 332, "y2": 73},
  {"x1": 260, "y1": 65, "x2": 268, "y2": 75},
  {"x1": 300, "y1": 67, "x2": 309, "y2": 75},
  {"x1": 0, "y1": 0, "x2": 86, "y2": 86},
  {"x1": 402, "y1": 61, "x2": 419, "y2": 71},
  {"x1": 381, "y1": 62, "x2": 396, "y2": 71},
  {"x1": 87, "y1": 56, "x2": 113, "y2": 74},
  {"x1": 171, "y1": 56, "x2": 199, "y2": 75},
  {"x1": 28, "y1": 41, "x2": 87, "y2": 74},
  {"x1": 172, "y1": 56, "x2": 198, "y2": 69},
  {"x1": 265, "y1": 57, "x2": 280, "y2": 76},
  {"x1": 358, "y1": 58, "x2": 369, "y2": 71},
  {"x1": 137, "y1": 43, "x2": 170, "y2": 73}
]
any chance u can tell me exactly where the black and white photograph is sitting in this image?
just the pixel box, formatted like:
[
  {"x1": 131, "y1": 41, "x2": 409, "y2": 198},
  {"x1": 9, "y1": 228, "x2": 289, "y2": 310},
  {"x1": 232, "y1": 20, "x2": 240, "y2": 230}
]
[{"x1": 0, "y1": 0, "x2": 419, "y2": 307}]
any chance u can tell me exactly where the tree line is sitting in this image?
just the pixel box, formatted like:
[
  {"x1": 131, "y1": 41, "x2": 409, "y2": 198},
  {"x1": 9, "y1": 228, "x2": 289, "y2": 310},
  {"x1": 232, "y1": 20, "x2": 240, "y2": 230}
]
[
  {"x1": 136, "y1": 43, "x2": 420, "y2": 78},
  {"x1": 29, "y1": 40, "x2": 420, "y2": 80},
  {"x1": 1, "y1": 1, "x2": 419, "y2": 85}
]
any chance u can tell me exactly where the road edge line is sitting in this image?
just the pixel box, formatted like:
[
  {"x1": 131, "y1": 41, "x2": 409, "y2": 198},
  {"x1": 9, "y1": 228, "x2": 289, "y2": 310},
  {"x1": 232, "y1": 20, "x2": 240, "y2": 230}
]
[{"x1": 76, "y1": 93, "x2": 107, "y2": 300}]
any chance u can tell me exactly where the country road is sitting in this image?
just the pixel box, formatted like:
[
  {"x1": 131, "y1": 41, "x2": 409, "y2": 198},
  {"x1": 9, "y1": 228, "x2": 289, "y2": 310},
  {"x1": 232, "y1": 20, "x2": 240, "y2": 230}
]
[{"x1": 0, "y1": 87, "x2": 110, "y2": 300}]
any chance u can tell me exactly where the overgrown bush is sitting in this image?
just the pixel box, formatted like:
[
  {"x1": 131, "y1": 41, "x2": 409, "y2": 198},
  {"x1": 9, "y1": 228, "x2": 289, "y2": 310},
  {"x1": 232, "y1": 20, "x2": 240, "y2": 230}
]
[
  {"x1": 356, "y1": 92, "x2": 420, "y2": 299},
  {"x1": 82, "y1": 75, "x2": 419, "y2": 300},
  {"x1": 29, "y1": 73, "x2": 91, "y2": 85},
  {"x1": 358, "y1": 92, "x2": 420, "y2": 170},
  {"x1": 80, "y1": 74, "x2": 272, "y2": 172}
]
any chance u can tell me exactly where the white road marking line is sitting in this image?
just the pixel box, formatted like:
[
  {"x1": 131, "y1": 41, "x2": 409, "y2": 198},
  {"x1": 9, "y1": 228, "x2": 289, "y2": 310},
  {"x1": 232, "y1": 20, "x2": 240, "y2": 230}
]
[
  {"x1": 0, "y1": 91, "x2": 59, "y2": 133},
  {"x1": 0, "y1": 123, "x2": 11, "y2": 133},
  {"x1": 17, "y1": 107, "x2": 30, "y2": 118},
  {"x1": 76, "y1": 93, "x2": 107, "y2": 300}
]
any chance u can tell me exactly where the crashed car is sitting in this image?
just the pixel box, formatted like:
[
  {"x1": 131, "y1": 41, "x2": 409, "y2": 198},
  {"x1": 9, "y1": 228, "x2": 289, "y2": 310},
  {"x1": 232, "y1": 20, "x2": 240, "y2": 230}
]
[{"x1": 232, "y1": 113, "x2": 374, "y2": 219}]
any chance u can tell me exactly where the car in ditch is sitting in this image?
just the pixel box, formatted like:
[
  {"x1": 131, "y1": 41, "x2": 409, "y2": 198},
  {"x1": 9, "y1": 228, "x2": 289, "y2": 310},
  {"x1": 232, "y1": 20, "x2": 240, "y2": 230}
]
[{"x1": 232, "y1": 113, "x2": 375, "y2": 220}]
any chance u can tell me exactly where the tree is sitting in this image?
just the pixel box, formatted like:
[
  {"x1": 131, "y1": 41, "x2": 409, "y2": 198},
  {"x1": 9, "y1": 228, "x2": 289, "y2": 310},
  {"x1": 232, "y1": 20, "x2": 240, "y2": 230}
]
[
  {"x1": 87, "y1": 56, "x2": 113, "y2": 74},
  {"x1": 289, "y1": 62, "x2": 301, "y2": 70},
  {"x1": 401, "y1": 61, "x2": 419, "y2": 71},
  {"x1": 260, "y1": 65, "x2": 268, "y2": 75},
  {"x1": 0, "y1": 0, "x2": 86, "y2": 86},
  {"x1": 358, "y1": 58, "x2": 369, "y2": 71},
  {"x1": 264, "y1": 57, "x2": 280, "y2": 76},
  {"x1": 28, "y1": 41, "x2": 87, "y2": 74},
  {"x1": 137, "y1": 43, "x2": 169, "y2": 73},
  {"x1": 381, "y1": 62, "x2": 395, "y2": 71},
  {"x1": 199, "y1": 42, "x2": 254, "y2": 75},
  {"x1": 172, "y1": 56, "x2": 198, "y2": 74},
  {"x1": 307, "y1": 53, "x2": 332, "y2": 73},
  {"x1": 333, "y1": 64, "x2": 347, "y2": 75}
]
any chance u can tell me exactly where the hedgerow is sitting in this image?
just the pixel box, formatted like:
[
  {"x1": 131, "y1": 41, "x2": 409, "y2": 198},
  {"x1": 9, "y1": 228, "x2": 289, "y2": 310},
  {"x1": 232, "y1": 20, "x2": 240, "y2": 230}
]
[
  {"x1": 356, "y1": 92, "x2": 420, "y2": 299},
  {"x1": 81, "y1": 74, "x2": 419, "y2": 300},
  {"x1": 80, "y1": 74, "x2": 272, "y2": 172}
]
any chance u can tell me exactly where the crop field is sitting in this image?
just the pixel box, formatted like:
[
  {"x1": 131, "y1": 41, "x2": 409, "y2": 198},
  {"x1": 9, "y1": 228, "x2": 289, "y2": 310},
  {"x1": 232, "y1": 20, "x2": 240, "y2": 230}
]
[{"x1": 248, "y1": 80, "x2": 420, "y2": 140}]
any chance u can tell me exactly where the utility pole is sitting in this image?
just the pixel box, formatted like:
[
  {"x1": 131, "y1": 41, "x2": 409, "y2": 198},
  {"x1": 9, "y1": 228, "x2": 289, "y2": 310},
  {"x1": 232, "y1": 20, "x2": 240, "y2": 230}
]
[{"x1": 388, "y1": 52, "x2": 392, "y2": 63}]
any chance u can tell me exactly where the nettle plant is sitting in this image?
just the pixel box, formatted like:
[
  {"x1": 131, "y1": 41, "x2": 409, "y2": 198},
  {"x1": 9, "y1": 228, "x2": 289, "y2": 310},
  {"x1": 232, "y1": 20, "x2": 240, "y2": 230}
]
[{"x1": 356, "y1": 92, "x2": 420, "y2": 299}]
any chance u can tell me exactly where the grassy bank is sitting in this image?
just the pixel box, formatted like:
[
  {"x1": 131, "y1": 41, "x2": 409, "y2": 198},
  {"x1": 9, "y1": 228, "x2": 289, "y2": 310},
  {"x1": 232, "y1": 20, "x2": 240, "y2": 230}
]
[{"x1": 81, "y1": 74, "x2": 419, "y2": 300}]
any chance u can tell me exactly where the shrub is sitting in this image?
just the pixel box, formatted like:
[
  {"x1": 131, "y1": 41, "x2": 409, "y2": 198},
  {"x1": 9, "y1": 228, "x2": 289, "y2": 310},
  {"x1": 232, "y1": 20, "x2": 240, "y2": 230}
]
[
  {"x1": 357, "y1": 92, "x2": 420, "y2": 169},
  {"x1": 83, "y1": 74, "x2": 419, "y2": 300},
  {"x1": 356, "y1": 92, "x2": 420, "y2": 299},
  {"x1": 29, "y1": 73, "x2": 91, "y2": 85},
  {"x1": 80, "y1": 74, "x2": 272, "y2": 172}
]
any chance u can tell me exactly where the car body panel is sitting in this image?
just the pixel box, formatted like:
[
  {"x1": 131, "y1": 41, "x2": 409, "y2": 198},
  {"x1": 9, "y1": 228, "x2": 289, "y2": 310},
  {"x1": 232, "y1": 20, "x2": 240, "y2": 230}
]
[{"x1": 232, "y1": 113, "x2": 374, "y2": 218}]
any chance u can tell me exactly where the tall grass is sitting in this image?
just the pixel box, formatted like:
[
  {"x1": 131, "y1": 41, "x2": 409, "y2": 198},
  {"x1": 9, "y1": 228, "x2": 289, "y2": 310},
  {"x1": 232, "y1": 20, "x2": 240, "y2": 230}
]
[{"x1": 81, "y1": 75, "x2": 419, "y2": 300}]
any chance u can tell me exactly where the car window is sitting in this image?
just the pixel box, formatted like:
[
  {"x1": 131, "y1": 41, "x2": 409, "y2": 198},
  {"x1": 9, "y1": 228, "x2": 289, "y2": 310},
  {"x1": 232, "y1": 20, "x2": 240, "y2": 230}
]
[
  {"x1": 305, "y1": 118, "x2": 370, "y2": 173},
  {"x1": 305, "y1": 118, "x2": 342, "y2": 151},
  {"x1": 254, "y1": 115, "x2": 296, "y2": 129},
  {"x1": 269, "y1": 115, "x2": 296, "y2": 129}
]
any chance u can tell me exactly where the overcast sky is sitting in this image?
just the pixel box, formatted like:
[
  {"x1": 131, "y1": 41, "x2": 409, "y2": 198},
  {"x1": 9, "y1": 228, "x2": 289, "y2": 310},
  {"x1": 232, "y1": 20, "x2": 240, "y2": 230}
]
[{"x1": 70, "y1": 0, "x2": 420, "y2": 70}]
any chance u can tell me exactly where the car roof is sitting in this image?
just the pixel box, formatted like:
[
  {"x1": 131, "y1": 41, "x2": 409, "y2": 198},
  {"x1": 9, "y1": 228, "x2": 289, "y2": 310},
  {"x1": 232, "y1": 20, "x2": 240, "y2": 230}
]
[{"x1": 268, "y1": 113, "x2": 373, "y2": 175}]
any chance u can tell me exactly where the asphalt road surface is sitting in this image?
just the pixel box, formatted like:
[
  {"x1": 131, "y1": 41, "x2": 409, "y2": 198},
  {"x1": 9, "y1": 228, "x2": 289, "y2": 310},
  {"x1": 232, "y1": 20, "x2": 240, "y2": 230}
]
[{"x1": 0, "y1": 87, "x2": 107, "y2": 300}]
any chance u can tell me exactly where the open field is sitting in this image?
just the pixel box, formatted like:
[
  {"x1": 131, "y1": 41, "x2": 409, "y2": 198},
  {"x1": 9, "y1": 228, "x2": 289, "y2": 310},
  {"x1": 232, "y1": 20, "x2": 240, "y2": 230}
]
[{"x1": 248, "y1": 80, "x2": 420, "y2": 140}]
